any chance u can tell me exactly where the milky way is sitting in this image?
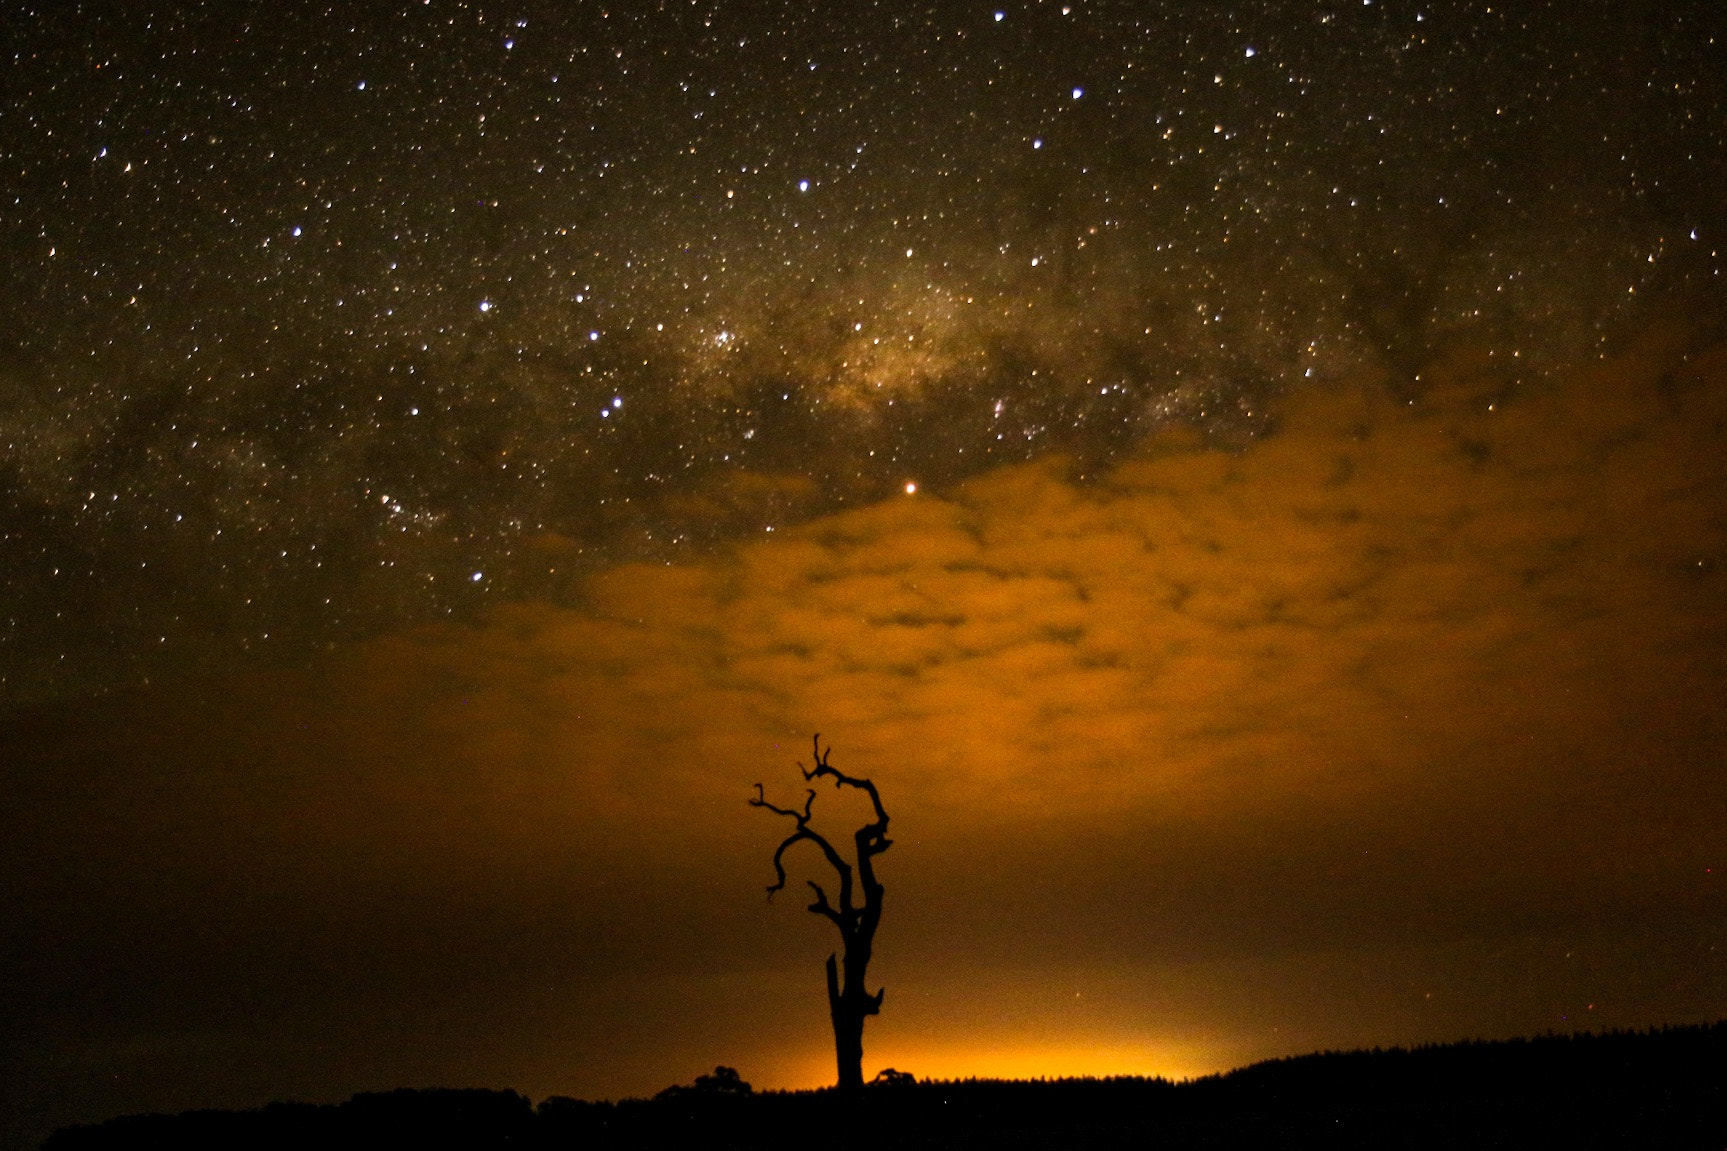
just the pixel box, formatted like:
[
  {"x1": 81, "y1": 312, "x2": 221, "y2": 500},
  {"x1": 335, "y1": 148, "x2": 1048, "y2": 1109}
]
[
  {"x1": 5, "y1": 7, "x2": 1727, "y2": 1145},
  {"x1": 2, "y1": 0, "x2": 1722, "y2": 705}
]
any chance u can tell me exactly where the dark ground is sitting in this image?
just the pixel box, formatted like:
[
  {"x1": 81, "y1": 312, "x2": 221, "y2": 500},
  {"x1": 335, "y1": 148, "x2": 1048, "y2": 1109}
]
[{"x1": 42, "y1": 1023, "x2": 1727, "y2": 1150}]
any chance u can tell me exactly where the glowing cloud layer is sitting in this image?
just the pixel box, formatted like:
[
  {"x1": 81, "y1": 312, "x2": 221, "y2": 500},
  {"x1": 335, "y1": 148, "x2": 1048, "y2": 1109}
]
[{"x1": 5, "y1": 333, "x2": 1725, "y2": 1137}]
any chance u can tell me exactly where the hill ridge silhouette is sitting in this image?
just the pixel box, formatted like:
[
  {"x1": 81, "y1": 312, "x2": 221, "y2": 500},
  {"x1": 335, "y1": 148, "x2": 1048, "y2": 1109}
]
[{"x1": 43, "y1": 1022, "x2": 1727, "y2": 1150}]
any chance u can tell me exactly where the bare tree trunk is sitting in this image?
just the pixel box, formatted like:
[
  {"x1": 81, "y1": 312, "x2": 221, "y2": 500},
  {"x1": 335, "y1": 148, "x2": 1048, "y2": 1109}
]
[{"x1": 827, "y1": 954, "x2": 865, "y2": 1091}]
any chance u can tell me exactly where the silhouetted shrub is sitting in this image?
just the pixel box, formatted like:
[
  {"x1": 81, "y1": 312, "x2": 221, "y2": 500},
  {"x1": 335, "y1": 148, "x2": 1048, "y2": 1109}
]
[
  {"x1": 870, "y1": 1068, "x2": 917, "y2": 1088},
  {"x1": 655, "y1": 1065, "x2": 754, "y2": 1100}
]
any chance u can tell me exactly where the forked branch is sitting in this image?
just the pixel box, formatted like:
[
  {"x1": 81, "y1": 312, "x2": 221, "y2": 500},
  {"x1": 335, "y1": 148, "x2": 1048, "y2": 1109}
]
[
  {"x1": 749, "y1": 782, "x2": 853, "y2": 911},
  {"x1": 802, "y1": 735, "x2": 892, "y2": 859}
]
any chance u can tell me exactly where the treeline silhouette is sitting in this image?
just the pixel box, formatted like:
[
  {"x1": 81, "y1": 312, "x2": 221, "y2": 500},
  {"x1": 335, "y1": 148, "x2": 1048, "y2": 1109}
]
[{"x1": 43, "y1": 1023, "x2": 1727, "y2": 1150}]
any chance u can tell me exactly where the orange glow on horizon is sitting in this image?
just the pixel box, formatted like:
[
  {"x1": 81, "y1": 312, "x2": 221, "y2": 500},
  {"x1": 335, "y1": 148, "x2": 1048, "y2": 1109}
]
[{"x1": 748, "y1": 1039, "x2": 1227, "y2": 1093}]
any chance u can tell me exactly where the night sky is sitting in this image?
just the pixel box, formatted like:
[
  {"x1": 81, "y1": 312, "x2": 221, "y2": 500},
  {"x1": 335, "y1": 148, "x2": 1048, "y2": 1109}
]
[{"x1": 3, "y1": 1, "x2": 1726, "y2": 1147}]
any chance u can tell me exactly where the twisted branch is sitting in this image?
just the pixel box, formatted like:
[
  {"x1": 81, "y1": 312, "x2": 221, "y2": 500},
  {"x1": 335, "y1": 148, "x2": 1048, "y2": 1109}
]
[
  {"x1": 800, "y1": 734, "x2": 892, "y2": 911},
  {"x1": 749, "y1": 780, "x2": 853, "y2": 912},
  {"x1": 802, "y1": 735, "x2": 891, "y2": 856}
]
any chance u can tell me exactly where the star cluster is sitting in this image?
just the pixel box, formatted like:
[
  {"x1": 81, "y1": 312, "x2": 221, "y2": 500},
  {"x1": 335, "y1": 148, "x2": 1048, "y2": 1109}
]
[{"x1": 2, "y1": 0, "x2": 1722, "y2": 705}]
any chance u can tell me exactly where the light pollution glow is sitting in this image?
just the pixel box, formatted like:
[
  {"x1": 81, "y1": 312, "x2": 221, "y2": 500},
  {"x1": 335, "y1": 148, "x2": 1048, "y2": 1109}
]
[
  {"x1": 4, "y1": 329, "x2": 1724, "y2": 1132},
  {"x1": 5, "y1": 4, "x2": 1726, "y2": 1148}
]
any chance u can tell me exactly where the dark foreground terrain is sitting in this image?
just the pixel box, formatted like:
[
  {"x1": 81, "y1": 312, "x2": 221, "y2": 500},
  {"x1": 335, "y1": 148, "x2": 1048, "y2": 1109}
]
[{"x1": 43, "y1": 1023, "x2": 1727, "y2": 1150}]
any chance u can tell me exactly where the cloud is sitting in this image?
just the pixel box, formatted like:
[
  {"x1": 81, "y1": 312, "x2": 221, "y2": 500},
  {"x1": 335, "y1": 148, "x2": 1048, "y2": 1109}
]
[
  {"x1": 545, "y1": 331, "x2": 1727, "y2": 830},
  {"x1": 5, "y1": 331, "x2": 1726, "y2": 1133}
]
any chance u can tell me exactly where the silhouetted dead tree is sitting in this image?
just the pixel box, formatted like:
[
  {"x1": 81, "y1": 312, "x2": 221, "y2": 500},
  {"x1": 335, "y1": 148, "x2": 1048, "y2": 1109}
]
[{"x1": 751, "y1": 734, "x2": 891, "y2": 1093}]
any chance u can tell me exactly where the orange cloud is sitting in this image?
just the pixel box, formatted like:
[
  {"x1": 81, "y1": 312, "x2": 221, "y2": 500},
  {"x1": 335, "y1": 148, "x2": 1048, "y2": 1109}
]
[
  {"x1": 5, "y1": 331, "x2": 1725, "y2": 1127},
  {"x1": 522, "y1": 330, "x2": 1726, "y2": 830}
]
